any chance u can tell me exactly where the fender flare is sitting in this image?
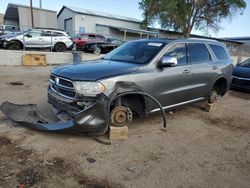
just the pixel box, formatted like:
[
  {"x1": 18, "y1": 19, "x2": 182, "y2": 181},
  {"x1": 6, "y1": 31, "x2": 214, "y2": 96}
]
[
  {"x1": 208, "y1": 75, "x2": 229, "y2": 95},
  {"x1": 107, "y1": 82, "x2": 167, "y2": 128},
  {"x1": 6, "y1": 39, "x2": 23, "y2": 48}
]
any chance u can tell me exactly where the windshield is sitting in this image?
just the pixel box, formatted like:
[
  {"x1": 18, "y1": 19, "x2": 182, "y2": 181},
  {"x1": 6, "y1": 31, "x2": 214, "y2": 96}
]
[
  {"x1": 103, "y1": 40, "x2": 167, "y2": 64},
  {"x1": 239, "y1": 58, "x2": 250, "y2": 68}
]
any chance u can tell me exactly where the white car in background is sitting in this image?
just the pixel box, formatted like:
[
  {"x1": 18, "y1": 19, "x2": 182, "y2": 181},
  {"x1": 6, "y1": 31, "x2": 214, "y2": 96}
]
[
  {"x1": 0, "y1": 28, "x2": 73, "y2": 52},
  {"x1": 0, "y1": 25, "x2": 19, "y2": 36}
]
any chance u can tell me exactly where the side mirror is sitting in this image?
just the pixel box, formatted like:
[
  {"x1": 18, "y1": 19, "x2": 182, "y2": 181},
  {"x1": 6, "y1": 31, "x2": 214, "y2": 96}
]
[
  {"x1": 159, "y1": 56, "x2": 177, "y2": 68},
  {"x1": 25, "y1": 33, "x2": 32, "y2": 38}
]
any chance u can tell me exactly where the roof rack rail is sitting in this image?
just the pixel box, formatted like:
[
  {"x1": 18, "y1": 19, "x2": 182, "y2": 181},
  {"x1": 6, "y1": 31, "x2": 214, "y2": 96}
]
[
  {"x1": 187, "y1": 37, "x2": 217, "y2": 42},
  {"x1": 34, "y1": 27, "x2": 65, "y2": 31}
]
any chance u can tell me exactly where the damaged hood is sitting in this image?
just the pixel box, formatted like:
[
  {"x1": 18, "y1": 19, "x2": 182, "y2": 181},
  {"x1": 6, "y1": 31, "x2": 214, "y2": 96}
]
[{"x1": 51, "y1": 59, "x2": 140, "y2": 81}]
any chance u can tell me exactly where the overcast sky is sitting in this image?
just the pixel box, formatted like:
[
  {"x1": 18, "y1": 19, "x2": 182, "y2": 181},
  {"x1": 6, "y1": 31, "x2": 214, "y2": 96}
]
[{"x1": 0, "y1": 0, "x2": 249, "y2": 38}]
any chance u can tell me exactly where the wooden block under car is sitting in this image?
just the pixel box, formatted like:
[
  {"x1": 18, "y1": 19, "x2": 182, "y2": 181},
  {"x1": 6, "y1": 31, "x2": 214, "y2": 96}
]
[
  {"x1": 204, "y1": 102, "x2": 217, "y2": 112},
  {"x1": 108, "y1": 126, "x2": 128, "y2": 140},
  {"x1": 23, "y1": 54, "x2": 47, "y2": 66}
]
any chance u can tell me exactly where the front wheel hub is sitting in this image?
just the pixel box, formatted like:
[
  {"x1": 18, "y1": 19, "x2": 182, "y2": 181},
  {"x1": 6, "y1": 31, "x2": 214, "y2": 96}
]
[
  {"x1": 208, "y1": 90, "x2": 219, "y2": 104},
  {"x1": 110, "y1": 106, "x2": 133, "y2": 127}
]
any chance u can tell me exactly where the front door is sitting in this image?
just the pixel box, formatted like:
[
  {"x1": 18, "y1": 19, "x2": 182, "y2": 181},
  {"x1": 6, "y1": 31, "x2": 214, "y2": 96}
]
[
  {"x1": 154, "y1": 43, "x2": 192, "y2": 107},
  {"x1": 24, "y1": 31, "x2": 43, "y2": 48}
]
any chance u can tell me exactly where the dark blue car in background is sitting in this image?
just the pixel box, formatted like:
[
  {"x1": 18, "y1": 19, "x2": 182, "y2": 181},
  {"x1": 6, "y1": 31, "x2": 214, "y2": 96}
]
[{"x1": 232, "y1": 58, "x2": 250, "y2": 92}]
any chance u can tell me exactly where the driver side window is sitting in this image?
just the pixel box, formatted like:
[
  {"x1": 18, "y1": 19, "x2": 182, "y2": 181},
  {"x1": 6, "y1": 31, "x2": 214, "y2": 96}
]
[
  {"x1": 163, "y1": 43, "x2": 187, "y2": 66},
  {"x1": 27, "y1": 31, "x2": 42, "y2": 37}
]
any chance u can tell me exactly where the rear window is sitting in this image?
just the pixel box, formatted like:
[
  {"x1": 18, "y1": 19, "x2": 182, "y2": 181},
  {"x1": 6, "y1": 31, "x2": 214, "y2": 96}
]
[
  {"x1": 5, "y1": 26, "x2": 17, "y2": 31},
  {"x1": 209, "y1": 44, "x2": 229, "y2": 60},
  {"x1": 188, "y1": 43, "x2": 211, "y2": 64},
  {"x1": 42, "y1": 31, "x2": 52, "y2": 36},
  {"x1": 80, "y1": 35, "x2": 89, "y2": 39},
  {"x1": 52, "y1": 32, "x2": 65, "y2": 36}
]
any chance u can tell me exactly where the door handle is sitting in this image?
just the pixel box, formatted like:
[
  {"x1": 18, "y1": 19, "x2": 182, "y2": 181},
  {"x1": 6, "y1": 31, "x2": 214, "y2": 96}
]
[
  {"x1": 212, "y1": 66, "x2": 218, "y2": 70},
  {"x1": 183, "y1": 70, "x2": 191, "y2": 74}
]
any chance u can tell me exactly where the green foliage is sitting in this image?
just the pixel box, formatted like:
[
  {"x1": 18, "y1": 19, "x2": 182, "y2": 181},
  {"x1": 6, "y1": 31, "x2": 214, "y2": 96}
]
[{"x1": 139, "y1": 0, "x2": 246, "y2": 37}]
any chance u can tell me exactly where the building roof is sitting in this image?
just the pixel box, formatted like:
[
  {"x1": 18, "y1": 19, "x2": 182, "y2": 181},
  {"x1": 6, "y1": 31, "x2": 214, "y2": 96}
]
[
  {"x1": 97, "y1": 24, "x2": 158, "y2": 35},
  {"x1": 223, "y1": 37, "x2": 250, "y2": 41},
  {"x1": 148, "y1": 27, "x2": 242, "y2": 44},
  {"x1": 58, "y1": 6, "x2": 141, "y2": 23},
  {"x1": 4, "y1": 3, "x2": 56, "y2": 20}
]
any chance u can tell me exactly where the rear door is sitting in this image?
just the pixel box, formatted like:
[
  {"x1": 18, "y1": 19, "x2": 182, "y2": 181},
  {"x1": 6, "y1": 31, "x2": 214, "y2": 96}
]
[
  {"x1": 188, "y1": 43, "x2": 217, "y2": 99},
  {"x1": 154, "y1": 43, "x2": 193, "y2": 107},
  {"x1": 41, "y1": 31, "x2": 53, "y2": 48}
]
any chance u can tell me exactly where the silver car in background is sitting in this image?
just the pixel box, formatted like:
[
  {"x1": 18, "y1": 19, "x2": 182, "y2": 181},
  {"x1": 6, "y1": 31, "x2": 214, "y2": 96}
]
[{"x1": 0, "y1": 28, "x2": 73, "y2": 52}]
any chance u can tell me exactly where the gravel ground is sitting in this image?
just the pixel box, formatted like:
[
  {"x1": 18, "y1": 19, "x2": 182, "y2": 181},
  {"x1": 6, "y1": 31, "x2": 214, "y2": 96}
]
[{"x1": 0, "y1": 65, "x2": 249, "y2": 188}]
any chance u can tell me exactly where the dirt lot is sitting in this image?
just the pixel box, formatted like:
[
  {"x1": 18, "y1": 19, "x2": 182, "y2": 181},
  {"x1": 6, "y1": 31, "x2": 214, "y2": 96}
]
[{"x1": 0, "y1": 65, "x2": 249, "y2": 188}]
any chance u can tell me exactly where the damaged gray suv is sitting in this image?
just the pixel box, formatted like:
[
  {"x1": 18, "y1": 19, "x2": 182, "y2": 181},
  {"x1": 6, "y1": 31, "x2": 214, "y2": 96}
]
[{"x1": 46, "y1": 38, "x2": 232, "y2": 135}]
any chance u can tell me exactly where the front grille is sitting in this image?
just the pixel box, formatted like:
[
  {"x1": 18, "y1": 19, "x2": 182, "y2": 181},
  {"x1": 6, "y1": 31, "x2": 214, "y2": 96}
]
[
  {"x1": 59, "y1": 79, "x2": 74, "y2": 88},
  {"x1": 50, "y1": 75, "x2": 56, "y2": 82},
  {"x1": 232, "y1": 77, "x2": 250, "y2": 86},
  {"x1": 58, "y1": 88, "x2": 75, "y2": 98},
  {"x1": 50, "y1": 74, "x2": 76, "y2": 99}
]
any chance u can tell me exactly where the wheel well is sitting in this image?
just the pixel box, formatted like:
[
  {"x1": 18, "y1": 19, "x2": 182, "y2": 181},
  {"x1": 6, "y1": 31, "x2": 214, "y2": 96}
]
[
  {"x1": 9, "y1": 40, "x2": 23, "y2": 48},
  {"x1": 213, "y1": 77, "x2": 227, "y2": 96},
  {"x1": 111, "y1": 94, "x2": 146, "y2": 117},
  {"x1": 54, "y1": 42, "x2": 66, "y2": 48}
]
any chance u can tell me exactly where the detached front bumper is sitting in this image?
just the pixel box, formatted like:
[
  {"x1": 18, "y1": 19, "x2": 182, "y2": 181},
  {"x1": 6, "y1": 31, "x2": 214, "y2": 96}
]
[{"x1": 0, "y1": 93, "x2": 109, "y2": 135}]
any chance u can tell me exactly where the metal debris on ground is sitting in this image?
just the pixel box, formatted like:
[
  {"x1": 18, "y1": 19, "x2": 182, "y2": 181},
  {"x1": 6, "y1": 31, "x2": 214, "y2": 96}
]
[
  {"x1": 127, "y1": 166, "x2": 137, "y2": 173},
  {"x1": 87, "y1": 157, "x2": 96, "y2": 163},
  {"x1": 16, "y1": 167, "x2": 44, "y2": 187},
  {"x1": 8, "y1": 82, "x2": 24, "y2": 86}
]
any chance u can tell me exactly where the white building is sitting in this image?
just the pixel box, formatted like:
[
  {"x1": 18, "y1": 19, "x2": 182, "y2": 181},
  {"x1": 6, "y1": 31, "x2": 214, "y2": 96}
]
[
  {"x1": 4, "y1": 3, "x2": 57, "y2": 30},
  {"x1": 57, "y1": 6, "x2": 158, "y2": 40}
]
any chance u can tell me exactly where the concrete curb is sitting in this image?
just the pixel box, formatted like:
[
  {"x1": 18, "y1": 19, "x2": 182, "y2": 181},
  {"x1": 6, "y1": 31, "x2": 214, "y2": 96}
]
[{"x1": 0, "y1": 49, "x2": 73, "y2": 65}]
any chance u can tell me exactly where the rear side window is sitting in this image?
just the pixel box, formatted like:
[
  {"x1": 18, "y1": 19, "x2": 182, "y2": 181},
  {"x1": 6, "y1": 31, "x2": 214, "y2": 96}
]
[
  {"x1": 42, "y1": 31, "x2": 52, "y2": 36},
  {"x1": 188, "y1": 43, "x2": 211, "y2": 64},
  {"x1": 209, "y1": 44, "x2": 229, "y2": 60},
  {"x1": 52, "y1": 32, "x2": 65, "y2": 36},
  {"x1": 88, "y1": 35, "x2": 96, "y2": 39}
]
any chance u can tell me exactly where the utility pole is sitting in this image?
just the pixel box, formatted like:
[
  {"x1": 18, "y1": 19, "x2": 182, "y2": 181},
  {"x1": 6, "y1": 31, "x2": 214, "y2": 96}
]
[
  {"x1": 30, "y1": 0, "x2": 34, "y2": 28},
  {"x1": 39, "y1": 0, "x2": 42, "y2": 8}
]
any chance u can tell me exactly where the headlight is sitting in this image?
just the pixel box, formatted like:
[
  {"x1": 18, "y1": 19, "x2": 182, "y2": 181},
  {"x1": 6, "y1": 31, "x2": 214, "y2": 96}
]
[{"x1": 74, "y1": 81, "x2": 105, "y2": 96}]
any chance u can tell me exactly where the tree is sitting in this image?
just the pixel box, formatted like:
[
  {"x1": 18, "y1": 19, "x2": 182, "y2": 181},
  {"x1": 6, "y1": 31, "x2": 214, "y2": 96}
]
[{"x1": 139, "y1": 0, "x2": 246, "y2": 37}]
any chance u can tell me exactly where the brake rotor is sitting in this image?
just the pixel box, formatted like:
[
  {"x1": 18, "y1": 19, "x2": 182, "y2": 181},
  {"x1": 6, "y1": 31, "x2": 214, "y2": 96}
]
[{"x1": 110, "y1": 106, "x2": 133, "y2": 127}]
